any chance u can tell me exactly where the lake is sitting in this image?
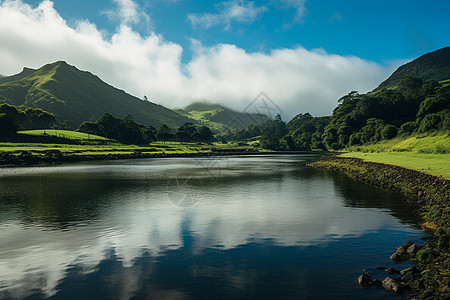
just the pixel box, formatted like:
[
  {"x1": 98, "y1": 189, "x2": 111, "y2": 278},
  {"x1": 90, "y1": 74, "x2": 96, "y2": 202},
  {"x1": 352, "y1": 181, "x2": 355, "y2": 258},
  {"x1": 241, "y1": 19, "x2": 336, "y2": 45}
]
[{"x1": 0, "y1": 155, "x2": 426, "y2": 299}]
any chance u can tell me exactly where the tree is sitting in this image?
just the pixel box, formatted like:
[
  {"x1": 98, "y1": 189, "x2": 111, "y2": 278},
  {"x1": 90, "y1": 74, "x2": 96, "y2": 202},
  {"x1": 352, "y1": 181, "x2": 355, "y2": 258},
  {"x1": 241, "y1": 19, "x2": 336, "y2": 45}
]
[
  {"x1": 198, "y1": 126, "x2": 214, "y2": 143},
  {"x1": 157, "y1": 124, "x2": 173, "y2": 141},
  {"x1": 381, "y1": 124, "x2": 398, "y2": 140}
]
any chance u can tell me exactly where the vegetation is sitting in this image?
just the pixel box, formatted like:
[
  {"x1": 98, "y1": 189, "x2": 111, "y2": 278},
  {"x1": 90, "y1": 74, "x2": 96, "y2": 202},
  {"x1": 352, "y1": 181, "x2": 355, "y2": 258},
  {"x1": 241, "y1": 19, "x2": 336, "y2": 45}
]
[
  {"x1": 19, "y1": 129, "x2": 108, "y2": 141},
  {"x1": 78, "y1": 113, "x2": 215, "y2": 145},
  {"x1": 0, "y1": 103, "x2": 56, "y2": 138},
  {"x1": 376, "y1": 47, "x2": 450, "y2": 90},
  {"x1": 0, "y1": 61, "x2": 190, "y2": 128}
]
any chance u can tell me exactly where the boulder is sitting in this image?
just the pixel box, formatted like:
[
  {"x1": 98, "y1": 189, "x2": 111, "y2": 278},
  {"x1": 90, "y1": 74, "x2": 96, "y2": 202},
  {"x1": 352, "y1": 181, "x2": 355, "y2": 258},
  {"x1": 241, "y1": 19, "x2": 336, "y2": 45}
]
[
  {"x1": 390, "y1": 242, "x2": 414, "y2": 262},
  {"x1": 400, "y1": 266, "x2": 420, "y2": 277},
  {"x1": 407, "y1": 244, "x2": 423, "y2": 257},
  {"x1": 386, "y1": 267, "x2": 400, "y2": 275},
  {"x1": 390, "y1": 252, "x2": 405, "y2": 263},
  {"x1": 358, "y1": 273, "x2": 381, "y2": 287},
  {"x1": 382, "y1": 277, "x2": 409, "y2": 294}
]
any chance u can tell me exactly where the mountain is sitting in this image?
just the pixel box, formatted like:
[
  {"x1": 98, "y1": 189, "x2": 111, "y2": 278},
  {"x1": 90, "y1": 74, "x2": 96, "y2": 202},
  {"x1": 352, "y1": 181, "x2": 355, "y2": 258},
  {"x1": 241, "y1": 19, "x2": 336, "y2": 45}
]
[
  {"x1": 0, "y1": 61, "x2": 190, "y2": 128},
  {"x1": 179, "y1": 102, "x2": 270, "y2": 131},
  {"x1": 376, "y1": 46, "x2": 450, "y2": 90}
]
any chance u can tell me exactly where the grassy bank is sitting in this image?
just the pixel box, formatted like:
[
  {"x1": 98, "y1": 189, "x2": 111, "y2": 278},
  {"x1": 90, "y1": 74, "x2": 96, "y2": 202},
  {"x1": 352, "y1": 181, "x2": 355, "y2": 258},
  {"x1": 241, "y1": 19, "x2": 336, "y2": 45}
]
[
  {"x1": 18, "y1": 129, "x2": 109, "y2": 141},
  {"x1": 342, "y1": 132, "x2": 450, "y2": 179},
  {"x1": 340, "y1": 152, "x2": 450, "y2": 179}
]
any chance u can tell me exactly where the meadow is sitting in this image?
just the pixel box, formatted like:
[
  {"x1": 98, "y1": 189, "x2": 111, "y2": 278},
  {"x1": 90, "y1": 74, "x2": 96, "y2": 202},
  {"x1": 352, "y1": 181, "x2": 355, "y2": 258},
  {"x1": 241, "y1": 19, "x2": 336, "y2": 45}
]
[{"x1": 342, "y1": 132, "x2": 450, "y2": 179}]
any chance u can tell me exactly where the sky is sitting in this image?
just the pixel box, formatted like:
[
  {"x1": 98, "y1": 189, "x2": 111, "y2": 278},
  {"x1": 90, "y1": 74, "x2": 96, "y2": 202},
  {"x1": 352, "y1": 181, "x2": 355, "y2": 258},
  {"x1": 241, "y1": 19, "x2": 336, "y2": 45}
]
[{"x1": 0, "y1": 0, "x2": 449, "y2": 120}]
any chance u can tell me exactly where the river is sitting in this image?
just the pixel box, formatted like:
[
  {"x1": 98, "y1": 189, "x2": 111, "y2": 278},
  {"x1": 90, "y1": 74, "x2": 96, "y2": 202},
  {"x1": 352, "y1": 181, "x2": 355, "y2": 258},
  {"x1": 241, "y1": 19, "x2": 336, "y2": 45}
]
[{"x1": 0, "y1": 155, "x2": 426, "y2": 299}]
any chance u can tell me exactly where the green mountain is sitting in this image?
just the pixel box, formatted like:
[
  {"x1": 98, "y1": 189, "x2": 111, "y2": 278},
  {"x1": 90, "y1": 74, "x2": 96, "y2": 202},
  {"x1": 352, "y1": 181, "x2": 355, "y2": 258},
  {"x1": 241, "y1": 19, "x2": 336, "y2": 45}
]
[
  {"x1": 179, "y1": 101, "x2": 270, "y2": 131},
  {"x1": 376, "y1": 46, "x2": 450, "y2": 90},
  {"x1": 0, "y1": 61, "x2": 190, "y2": 128}
]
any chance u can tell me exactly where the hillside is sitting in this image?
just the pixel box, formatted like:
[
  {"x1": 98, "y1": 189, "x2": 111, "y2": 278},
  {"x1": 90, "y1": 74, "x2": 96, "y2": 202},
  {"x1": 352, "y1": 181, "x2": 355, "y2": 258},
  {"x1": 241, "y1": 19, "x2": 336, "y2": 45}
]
[
  {"x1": 0, "y1": 61, "x2": 190, "y2": 128},
  {"x1": 180, "y1": 101, "x2": 270, "y2": 130},
  {"x1": 241, "y1": 47, "x2": 450, "y2": 151},
  {"x1": 376, "y1": 46, "x2": 450, "y2": 90}
]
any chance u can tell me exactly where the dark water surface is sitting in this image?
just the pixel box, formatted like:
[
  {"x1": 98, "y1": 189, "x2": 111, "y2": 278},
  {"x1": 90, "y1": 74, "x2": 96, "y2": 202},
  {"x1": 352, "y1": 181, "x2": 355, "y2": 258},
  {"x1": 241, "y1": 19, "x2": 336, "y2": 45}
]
[{"x1": 0, "y1": 155, "x2": 426, "y2": 299}]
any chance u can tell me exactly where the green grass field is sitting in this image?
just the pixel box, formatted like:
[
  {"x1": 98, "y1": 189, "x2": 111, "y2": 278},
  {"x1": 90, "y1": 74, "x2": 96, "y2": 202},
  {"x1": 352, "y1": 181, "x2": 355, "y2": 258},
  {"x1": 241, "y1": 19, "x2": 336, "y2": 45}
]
[
  {"x1": 18, "y1": 129, "x2": 109, "y2": 140},
  {"x1": 343, "y1": 131, "x2": 450, "y2": 179},
  {"x1": 0, "y1": 139, "x2": 262, "y2": 158},
  {"x1": 340, "y1": 152, "x2": 450, "y2": 179}
]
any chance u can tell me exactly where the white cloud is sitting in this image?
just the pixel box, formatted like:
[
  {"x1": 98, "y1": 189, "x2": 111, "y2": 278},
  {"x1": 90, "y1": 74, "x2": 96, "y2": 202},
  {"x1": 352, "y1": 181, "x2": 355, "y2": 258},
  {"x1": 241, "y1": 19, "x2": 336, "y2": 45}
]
[
  {"x1": 0, "y1": 0, "x2": 398, "y2": 121},
  {"x1": 187, "y1": 0, "x2": 268, "y2": 30},
  {"x1": 279, "y1": 0, "x2": 307, "y2": 28},
  {"x1": 103, "y1": 0, "x2": 151, "y2": 27}
]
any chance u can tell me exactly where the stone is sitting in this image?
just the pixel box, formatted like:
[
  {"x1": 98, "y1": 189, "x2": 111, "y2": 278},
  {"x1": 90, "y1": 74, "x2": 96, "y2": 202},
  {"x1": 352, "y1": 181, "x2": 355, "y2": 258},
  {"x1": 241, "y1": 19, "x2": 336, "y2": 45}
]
[
  {"x1": 390, "y1": 242, "x2": 415, "y2": 262},
  {"x1": 382, "y1": 277, "x2": 409, "y2": 294},
  {"x1": 400, "y1": 266, "x2": 420, "y2": 277},
  {"x1": 358, "y1": 273, "x2": 381, "y2": 287},
  {"x1": 407, "y1": 244, "x2": 423, "y2": 257},
  {"x1": 386, "y1": 267, "x2": 400, "y2": 275},
  {"x1": 390, "y1": 252, "x2": 405, "y2": 263}
]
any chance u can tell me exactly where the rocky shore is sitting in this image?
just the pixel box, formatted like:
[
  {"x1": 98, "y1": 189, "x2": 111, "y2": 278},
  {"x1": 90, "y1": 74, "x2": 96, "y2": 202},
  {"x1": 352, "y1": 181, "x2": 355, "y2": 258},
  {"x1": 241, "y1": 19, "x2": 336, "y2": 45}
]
[{"x1": 307, "y1": 154, "x2": 450, "y2": 299}]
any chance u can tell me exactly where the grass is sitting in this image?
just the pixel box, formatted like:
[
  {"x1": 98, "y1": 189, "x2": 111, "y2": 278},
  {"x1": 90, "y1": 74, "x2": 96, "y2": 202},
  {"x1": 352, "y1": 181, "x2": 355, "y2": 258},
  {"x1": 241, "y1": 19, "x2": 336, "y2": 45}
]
[
  {"x1": 0, "y1": 140, "x2": 262, "y2": 157},
  {"x1": 347, "y1": 132, "x2": 450, "y2": 154},
  {"x1": 342, "y1": 131, "x2": 450, "y2": 179},
  {"x1": 340, "y1": 152, "x2": 450, "y2": 179},
  {"x1": 18, "y1": 129, "x2": 109, "y2": 140}
]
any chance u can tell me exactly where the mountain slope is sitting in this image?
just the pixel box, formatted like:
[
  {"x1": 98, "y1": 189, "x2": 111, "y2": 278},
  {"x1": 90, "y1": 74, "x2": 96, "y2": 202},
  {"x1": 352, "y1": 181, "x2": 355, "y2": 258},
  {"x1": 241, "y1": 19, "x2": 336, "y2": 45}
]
[
  {"x1": 376, "y1": 46, "x2": 450, "y2": 90},
  {"x1": 180, "y1": 101, "x2": 270, "y2": 130},
  {"x1": 0, "y1": 61, "x2": 190, "y2": 128}
]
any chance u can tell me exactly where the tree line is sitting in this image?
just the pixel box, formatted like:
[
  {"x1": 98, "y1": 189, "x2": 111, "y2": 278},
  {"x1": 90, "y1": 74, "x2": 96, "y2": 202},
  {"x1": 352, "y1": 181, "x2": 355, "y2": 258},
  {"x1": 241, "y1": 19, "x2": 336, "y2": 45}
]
[
  {"x1": 78, "y1": 113, "x2": 214, "y2": 144},
  {"x1": 0, "y1": 104, "x2": 56, "y2": 137},
  {"x1": 226, "y1": 76, "x2": 450, "y2": 151}
]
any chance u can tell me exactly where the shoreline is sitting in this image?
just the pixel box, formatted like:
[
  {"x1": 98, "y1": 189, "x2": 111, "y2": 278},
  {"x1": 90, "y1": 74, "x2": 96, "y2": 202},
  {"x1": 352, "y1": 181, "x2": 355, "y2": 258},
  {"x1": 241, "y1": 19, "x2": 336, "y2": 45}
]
[
  {"x1": 0, "y1": 150, "x2": 320, "y2": 167},
  {"x1": 307, "y1": 153, "x2": 449, "y2": 299}
]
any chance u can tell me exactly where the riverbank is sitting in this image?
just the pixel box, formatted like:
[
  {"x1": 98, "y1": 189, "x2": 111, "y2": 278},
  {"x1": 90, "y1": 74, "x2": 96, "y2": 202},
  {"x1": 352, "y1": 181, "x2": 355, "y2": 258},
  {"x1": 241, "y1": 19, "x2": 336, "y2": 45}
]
[
  {"x1": 0, "y1": 150, "x2": 318, "y2": 167},
  {"x1": 307, "y1": 154, "x2": 449, "y2": 299}
]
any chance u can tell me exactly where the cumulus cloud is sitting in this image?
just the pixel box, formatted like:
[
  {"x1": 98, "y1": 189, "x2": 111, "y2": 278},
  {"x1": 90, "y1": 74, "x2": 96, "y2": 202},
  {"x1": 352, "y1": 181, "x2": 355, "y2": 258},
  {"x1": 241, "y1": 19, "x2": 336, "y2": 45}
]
[
  {"x1": 187, "y1": 0, "x2": 268, "y2": 30},
  {"x1": 0, "y1": 0, "x2": 397, "y2": 120},
  {"x1": 102, "y1": 0, "x2": 151, "y2": 28}
]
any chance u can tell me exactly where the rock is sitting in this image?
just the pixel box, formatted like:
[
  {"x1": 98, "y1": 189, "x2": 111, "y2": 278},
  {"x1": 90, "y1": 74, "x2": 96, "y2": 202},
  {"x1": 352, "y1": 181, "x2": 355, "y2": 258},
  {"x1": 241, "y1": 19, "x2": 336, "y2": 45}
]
[
  {"x1": 400, "y1": 266, "x2": 420, "y2": 277},
  {"x1": 390, "y1": 252, "x2": 405, "y2": 263},
  {"x1": 358, "y1": 273, "x2": 381, "y2": 287},
  {"x1": 386, "y1": 267, "x2": 400, "y2": 275},
  {"x1": 390, "y1": 242, "x2": 414, "y2": 262},
  {"x1": 407, "y1": 244, "x2": 423, "y2": 257},
  {"x1": 382, "y1": 277, "x2": 409, "y2": 294}
]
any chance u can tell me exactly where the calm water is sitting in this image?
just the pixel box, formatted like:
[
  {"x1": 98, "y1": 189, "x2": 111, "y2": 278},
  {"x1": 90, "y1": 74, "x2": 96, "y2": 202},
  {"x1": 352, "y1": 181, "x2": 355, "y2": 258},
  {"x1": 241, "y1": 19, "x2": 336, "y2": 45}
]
[{"x1": 0, "y1": 155, "x2": 426, "y2": 299}]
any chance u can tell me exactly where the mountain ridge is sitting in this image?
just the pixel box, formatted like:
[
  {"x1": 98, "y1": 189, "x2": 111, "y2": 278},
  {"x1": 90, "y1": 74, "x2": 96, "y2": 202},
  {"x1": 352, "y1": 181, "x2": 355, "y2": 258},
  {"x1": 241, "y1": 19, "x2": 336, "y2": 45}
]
[
  {"x1": 0, "y1": 61, "x2": 191, "y2": 128},
  {"x1": 376, "y1": 46, "x2": 450, "y2": 90},
  {"x1": 179, "y1": 101, "x2": 270, "y2": 130}
]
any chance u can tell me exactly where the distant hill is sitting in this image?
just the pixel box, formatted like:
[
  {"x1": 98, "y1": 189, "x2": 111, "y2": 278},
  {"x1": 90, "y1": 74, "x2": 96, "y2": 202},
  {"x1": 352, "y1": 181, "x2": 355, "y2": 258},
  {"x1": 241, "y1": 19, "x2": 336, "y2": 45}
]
[
  {"x1": 376, "y1": 47, "x2": 450, "y2": 90},
  {"x1": 180, "y1": 101, "x2": 270, "y2": 131},
  {"x1": 0, "y1": 61, "x2": 190, "y2": 128}
]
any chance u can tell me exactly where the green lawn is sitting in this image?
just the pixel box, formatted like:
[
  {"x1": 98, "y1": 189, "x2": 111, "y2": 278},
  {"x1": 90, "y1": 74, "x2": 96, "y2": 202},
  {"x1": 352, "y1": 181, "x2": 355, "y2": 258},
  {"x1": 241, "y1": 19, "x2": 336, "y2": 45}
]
[
  {"x1": 0, "y1": 140, "x2": 262, "y2": 157},
  {"x1": 18, "y1": 129, "x2": 109, "y2": 140},
  {"x1": 347, "y1": 132, "x2": 450, "y2": 154},
  {"x1": 340, "y1": 152, "x2": 450, "y2": 179}
]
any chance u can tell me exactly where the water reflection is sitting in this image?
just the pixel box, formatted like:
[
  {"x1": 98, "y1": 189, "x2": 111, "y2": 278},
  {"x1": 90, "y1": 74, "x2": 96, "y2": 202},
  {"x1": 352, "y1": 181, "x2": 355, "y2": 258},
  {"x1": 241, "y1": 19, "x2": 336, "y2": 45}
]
[{"x1": 0, "y1": 156, "x2": 423, "y2": 299}]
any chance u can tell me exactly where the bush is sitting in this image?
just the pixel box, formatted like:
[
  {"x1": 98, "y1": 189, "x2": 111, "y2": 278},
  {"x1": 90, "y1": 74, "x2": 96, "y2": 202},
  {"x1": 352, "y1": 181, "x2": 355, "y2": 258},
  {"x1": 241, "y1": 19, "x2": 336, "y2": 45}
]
[
  {"x1": 381, "y1": 124, "x2": 398, "y2": 140},
  {"x1": 399, "y1": 121, "x2": 416, "y2": 135},
  {"x1": 416, "y1": 249, "x2": 429, "y2": 264}
]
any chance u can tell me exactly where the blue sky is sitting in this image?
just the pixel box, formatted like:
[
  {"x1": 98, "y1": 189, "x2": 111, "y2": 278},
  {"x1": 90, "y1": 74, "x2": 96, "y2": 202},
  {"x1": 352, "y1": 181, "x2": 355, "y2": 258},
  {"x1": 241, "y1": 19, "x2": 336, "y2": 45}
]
[
  {"x1": 45, "y1": 0, "x2": 449, "y2": 63},
  {"x1": 1, "y1": 0, "x2": 449, "y2": 118}
]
